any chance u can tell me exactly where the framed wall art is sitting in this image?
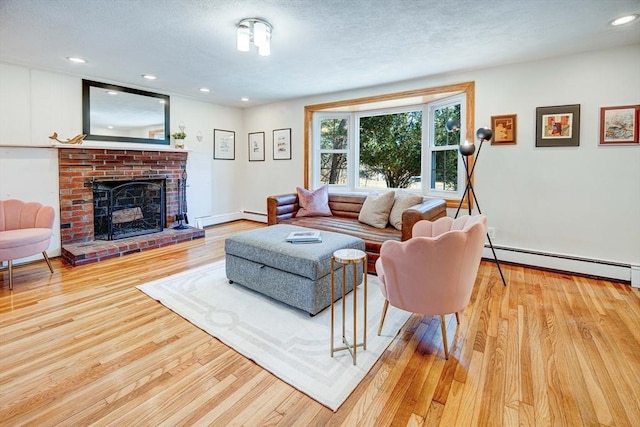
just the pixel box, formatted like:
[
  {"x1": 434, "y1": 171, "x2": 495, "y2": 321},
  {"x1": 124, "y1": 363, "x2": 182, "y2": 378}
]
[
  {"x1": 273, "y1": 128, "x2": 292, "y2": 160},
  {"x1": 248, "y1": 131, "x2": 265, "y2": 161},
  {"x1": 491, "y1": 114, "x2": 517, "y2": 145},
  {"x1": 599, "y1": 105, "x2": 640, "y2": 145},
  {"x1": 214, "y1": 129, "x2": 235, "y2": 160},
  {"x1": 535, "y1": 104, "x2": 580, "y2": 147}
]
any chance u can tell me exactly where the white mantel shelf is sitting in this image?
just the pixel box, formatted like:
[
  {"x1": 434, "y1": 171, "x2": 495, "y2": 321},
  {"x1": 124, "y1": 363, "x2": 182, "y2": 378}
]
[{"x1": 1, "y1": 143, "x2": 191, "y2": 152}]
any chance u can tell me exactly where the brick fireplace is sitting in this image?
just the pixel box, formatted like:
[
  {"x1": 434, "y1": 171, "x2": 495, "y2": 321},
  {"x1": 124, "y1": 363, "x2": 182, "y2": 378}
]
[{"x1": 58, "y1": 148, "x2": 204, "y2": 266}]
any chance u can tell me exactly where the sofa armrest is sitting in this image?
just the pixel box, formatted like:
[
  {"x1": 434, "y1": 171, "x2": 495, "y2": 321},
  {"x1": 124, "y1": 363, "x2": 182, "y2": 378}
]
[
  {"x1": 267, "y1": 193, "x2": 299, "y2": 225},
  {"x1": 401, "y1": 198, "x2": 447, "y2": 240}
]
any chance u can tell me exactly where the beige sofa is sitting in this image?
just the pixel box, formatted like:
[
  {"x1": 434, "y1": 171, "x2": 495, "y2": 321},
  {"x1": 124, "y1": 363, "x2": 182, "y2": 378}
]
[{"x1": 267, "y1": 192, "x2": 447, "y2": 274}]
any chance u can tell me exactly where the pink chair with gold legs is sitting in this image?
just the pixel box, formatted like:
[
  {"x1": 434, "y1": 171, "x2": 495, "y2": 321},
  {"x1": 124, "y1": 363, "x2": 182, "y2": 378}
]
[
  {"x1": 376, "y1": 214, "x2": 487, "y2": 359},
  {"x1": 0, "y1": 199, "x2": 55, "y2": 290}
]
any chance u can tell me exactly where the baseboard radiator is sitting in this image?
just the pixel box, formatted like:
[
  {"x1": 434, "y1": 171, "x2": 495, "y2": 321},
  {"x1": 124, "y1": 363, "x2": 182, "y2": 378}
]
[{"x1": 484, "y1": 244, "x2": 637, "y2": 286}]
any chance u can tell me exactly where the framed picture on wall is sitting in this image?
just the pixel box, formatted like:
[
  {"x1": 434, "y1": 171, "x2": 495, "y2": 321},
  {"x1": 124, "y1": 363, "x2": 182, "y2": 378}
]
[
  {"x1": 273, "y1": 128, "x2": 292, "y2": 160},
  {"x1": 248, "y1": 132, "x2": 265, "y2": 161},
  {"x1": 491, "y1": 114, "x2": 517, "y2": 145},
  {"x1": 599, "y1": 105, "x2": 640, "y2": 145},
  {"x1": 214, "y1": 129, "x2": 235, "y2": 160},
  {"x1": 535, "y1": 104, "x2": 580, "y2": 147}
]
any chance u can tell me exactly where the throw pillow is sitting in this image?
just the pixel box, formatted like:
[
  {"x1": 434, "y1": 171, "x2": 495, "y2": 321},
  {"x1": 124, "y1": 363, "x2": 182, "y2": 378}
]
[
  {"x1": 358, "y1": 191, "x2": 395, "y2": 229},
  {"x1": 389, "y1": 191, "x2": 424, "y2": 230},
  {"x1": 296, "y1": 185, "x2": 332, "y2": 217}
]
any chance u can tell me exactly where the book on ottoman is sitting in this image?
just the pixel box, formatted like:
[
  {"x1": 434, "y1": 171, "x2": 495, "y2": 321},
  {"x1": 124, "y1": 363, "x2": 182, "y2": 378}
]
[{"x1": 286, "y1": 230, "x2": 322, "y2": 243}]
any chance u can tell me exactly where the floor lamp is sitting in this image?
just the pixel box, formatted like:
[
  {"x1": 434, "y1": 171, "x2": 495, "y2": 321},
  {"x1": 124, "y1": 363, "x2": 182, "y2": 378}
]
[{"x1": 446, "y1": 119, "x2": 507, "y2": 286}]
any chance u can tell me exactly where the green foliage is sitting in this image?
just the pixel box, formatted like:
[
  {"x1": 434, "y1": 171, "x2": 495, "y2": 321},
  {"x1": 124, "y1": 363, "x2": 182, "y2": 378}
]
[
  {"x1": 172, "y1": 131, "x2": 186, "y2": 139},
  {"x1": 359, "y1": 111, "x2": 422, "y2": 188},
  {"x1": 320, "y1": 119, "x2": 348, "y2": 184}
]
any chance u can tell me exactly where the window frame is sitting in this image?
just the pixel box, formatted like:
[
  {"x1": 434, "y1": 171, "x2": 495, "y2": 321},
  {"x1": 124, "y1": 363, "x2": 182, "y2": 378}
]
[
  {"x1": 354, "y1": 105, "x2": 424, "y2": 191},
  {"x1": 304, "y1": 81, "x2": 475, "y2": 208},
  {"x1": 313, "y1": 112, "x2": 353, "y2": 189},
  {"x1": 424, "y1": 94, "x2": 466, "y2": 200}
]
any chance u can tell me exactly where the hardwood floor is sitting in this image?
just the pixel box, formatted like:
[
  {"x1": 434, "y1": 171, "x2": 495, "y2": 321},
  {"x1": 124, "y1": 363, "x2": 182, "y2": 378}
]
[{"x1": 1, "y1": 220, "x2": 639, "y2": 426}]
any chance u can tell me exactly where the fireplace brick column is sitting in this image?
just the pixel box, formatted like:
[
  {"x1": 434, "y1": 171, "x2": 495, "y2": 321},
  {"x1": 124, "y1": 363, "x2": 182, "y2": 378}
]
[{"x1": 58, "y1": 148, "x2": 188, "y2": 245}]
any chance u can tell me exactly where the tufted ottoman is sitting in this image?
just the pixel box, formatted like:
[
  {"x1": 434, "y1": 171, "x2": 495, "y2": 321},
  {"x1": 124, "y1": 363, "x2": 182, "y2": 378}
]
[{"x1": 224, "y1": 224, "x2": 365, "y2": 315}]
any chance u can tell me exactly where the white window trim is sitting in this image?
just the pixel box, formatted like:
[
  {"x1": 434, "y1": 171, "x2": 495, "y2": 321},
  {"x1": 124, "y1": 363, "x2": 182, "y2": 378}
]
[
  {"x1": 354, "y1": 105, "x2": 423, "y2": 193},
  {"x1": 424, "y1": 94, "x2": 466, "y2": 200},
  {"x1": 313, "y1": 112, "x2": 353, "y2": 189}
]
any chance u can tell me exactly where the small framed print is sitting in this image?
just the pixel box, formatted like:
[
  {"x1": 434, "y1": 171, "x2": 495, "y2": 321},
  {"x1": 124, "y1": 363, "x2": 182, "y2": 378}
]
[
  {"x1": 536, "y1": 104, "x2": 580, "y2": 147},
  {"x1": 273, "y1": 128, "x2": 292, "y2": 160},
  {"x1": 600, "y1": 105, "x2": 640, "y2": 145},
  {"x1": 491, "y1": 114, "x2": 517, "y2": 145},
  {"x1": 214, "y1": 129, "x2": 235, "y2": 160},
  {"x1": 248, "y1": 132, "x2": 265, "y2": 161}
]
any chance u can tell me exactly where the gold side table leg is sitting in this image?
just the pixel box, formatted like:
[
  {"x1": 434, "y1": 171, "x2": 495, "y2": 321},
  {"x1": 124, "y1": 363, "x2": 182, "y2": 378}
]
[
  {"x1": 342, "y1": 260, "x2": 347, "y2": 359},
  {"x1": 363, "y1": 255, "x2": 367, "y2": 351},
  {"x1": 330, "y1": 258, "x2": 335, "y2": 357},
  {"x1": 352, "y1": 261, "x2": 358, "y2": 365}
]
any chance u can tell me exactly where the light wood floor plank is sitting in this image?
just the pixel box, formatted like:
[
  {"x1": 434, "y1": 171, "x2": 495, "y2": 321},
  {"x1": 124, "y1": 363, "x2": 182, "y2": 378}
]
[{"x1": 1, "y1": 220, "x2": 638, "y2": 426}]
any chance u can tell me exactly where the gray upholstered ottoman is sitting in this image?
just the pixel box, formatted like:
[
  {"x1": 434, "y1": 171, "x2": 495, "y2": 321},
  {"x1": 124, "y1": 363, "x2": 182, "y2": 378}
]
[{"x1": 224, "y1": 224, "x2": 365, "y2": 315}]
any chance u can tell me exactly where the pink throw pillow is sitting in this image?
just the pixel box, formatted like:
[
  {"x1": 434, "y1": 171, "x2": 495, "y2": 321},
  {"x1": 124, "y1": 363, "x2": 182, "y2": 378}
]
[{"x1": 296, "y1": 185, "x2": 332, "y2": 217}]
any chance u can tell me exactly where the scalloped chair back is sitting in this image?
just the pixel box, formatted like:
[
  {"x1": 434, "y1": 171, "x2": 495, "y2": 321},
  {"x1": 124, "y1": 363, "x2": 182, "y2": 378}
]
[{"x1": 375, "y1": 214, "x2": 487, "y2": 359}]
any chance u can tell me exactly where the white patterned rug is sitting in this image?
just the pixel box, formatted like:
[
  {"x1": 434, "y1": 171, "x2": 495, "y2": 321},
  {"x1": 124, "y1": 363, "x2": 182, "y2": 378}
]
[{"x1": 137, "y1": 260, "x2": 411, "y2": 411}]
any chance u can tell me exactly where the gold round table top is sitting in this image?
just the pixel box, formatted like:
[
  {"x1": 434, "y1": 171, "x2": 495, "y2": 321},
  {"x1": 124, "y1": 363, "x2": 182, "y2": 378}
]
[{"x1": 333, "y1": 248, "x2": 366, "y2": 264}]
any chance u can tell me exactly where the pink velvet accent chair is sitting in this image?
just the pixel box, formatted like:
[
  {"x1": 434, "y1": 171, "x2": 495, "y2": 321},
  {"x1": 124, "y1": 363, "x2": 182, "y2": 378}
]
[
  {"x1": 375, "y1": 214, "x2": 488, "y2": 359},
  {"x1": 0, "y1": 199, "x2": 55, "y2": 290}
]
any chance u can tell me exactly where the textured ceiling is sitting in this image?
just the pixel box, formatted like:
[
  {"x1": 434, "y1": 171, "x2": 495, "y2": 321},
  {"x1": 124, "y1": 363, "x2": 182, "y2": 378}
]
[{"x1": 1, "y1": 0, "x2": 639, "y2": 108}]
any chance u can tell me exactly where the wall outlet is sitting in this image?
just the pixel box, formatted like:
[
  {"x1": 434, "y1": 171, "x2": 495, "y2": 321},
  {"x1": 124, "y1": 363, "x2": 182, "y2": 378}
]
[{"x1": 488, "y1": 227, "x2": 496, "y2": 239}]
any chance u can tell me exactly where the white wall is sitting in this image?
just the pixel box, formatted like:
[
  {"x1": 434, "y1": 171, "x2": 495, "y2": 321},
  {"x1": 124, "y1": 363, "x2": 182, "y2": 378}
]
[{"x1": 240, "y1": 45, "x2": 640, "y2": 281}]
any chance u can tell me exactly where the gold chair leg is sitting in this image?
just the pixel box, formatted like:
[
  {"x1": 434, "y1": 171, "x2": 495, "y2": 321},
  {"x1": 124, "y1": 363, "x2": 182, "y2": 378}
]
[
  {"x1": 8, "y1": 260, "x2": 13, "y2": 290},
  {"x1": 455, "y1": 312, "x2": 460, "y2": 324},
  {"x1": 377, "y1": 299, "x2": 389, "y2": 336},
  {"x1": 42, "y1": 251, "x2": 54, "y2": 274},
  {"x1": 440, "y1": 314, "x2": 449, "y2": 360}
]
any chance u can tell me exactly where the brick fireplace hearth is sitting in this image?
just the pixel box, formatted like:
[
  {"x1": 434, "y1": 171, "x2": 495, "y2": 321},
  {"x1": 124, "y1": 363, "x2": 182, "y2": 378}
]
[{"x1": 58, "y1": 148, "x2": 204, "y2": 266}]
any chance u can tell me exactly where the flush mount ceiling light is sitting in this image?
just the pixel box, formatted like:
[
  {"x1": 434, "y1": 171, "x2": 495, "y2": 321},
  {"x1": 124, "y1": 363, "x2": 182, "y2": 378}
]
[
  {"x1": 199, "y1": 87, "x2": 210, "y2": 93},
  {"x1": 610, "y1": 13, "x2": 639, "y2": 26},
  {"x1": 237, "y1": 18, "x2": 272, "y2": 56},
  {"x1": 66, "y1": 56, "x2": 86, "y2": 63},
  {"x1": 142, "y1": 74, "x2": 157, "y2": 80}
]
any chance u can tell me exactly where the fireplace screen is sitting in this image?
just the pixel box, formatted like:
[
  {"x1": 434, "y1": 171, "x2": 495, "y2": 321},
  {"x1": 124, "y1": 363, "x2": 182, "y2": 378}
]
[{"x1": 93, "y1": 180, "x2": 165, "y2": 240}]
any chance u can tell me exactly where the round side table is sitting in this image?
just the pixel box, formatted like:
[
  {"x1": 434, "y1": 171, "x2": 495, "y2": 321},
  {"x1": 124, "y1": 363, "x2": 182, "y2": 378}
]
[{"x1": 330, "y1": 248, "x2": 367, "y2": 365}]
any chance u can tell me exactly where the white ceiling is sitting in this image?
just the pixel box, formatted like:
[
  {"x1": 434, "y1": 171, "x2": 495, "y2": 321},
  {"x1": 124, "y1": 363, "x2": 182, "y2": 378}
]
[{"x1": 1, "y1": 0, "x2": 639, "y2": 108}]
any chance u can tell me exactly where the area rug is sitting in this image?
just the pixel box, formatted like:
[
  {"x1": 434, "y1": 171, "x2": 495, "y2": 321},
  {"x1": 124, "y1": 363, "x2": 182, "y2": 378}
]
[{"x1": 137, "y1": 260, "x2": 410, "y2": 411}]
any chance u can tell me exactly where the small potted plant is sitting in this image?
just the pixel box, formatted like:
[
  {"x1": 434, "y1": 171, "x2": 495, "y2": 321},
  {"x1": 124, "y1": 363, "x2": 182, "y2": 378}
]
[{"x1": 172, "y1": 131, "x2": 186, "y2": 148}]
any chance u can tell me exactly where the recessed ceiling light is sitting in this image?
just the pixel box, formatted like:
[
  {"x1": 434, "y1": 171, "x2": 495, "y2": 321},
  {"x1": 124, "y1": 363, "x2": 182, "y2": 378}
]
[
  {"x1": 67, "y1": 57, "x2": 86, "y2": 63},
  {"x1": 106, "y1": 90, "x2": 118, "y2": 95},
  {"x1": 610, "y1": 14, "x2": 639, "y2": 26},
  {"x1": 199, "y1": 87, "x2": 210, "y2": 93},
  {"x1": 241, "y1": 97, "x2": 250, "y2": 102},
  {"x1": 142, "y1": 74, "x2": 157, "y2": 80}
]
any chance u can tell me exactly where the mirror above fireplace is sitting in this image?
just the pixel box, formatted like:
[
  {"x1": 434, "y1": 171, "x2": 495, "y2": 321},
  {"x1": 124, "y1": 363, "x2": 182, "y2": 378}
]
[{"x1": 82, "y1": 79, "x2": 170, "y2": 145}]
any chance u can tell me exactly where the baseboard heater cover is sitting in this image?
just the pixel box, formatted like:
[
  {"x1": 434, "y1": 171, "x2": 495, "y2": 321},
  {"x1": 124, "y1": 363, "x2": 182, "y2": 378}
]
[{"x1": 485, "y1": 244, "x2": 634, "y2": 284}]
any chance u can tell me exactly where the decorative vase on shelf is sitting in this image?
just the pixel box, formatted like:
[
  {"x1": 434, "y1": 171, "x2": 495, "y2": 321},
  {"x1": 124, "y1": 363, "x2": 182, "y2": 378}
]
[{"x1": 174, "y1": 139, "x2": 185, "y2": 149}]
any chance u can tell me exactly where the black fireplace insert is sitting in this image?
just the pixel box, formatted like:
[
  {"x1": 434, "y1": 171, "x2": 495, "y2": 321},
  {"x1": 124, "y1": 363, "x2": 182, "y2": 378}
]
[{"x1": 93, "y1": 179, "x2": 165, "y2": 240}]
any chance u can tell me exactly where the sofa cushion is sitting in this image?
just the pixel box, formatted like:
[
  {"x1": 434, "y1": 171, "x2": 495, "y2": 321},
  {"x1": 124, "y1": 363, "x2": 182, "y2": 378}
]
[
  {"x1": 295, "y1": 185, "x2": 332, "y2": 217},
  {"x1": 389, "y1": 191, "x2": 424, "y2": 230},
  {"x1": 358, "y1": 191, "x2": 395, "y2": 229}
]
